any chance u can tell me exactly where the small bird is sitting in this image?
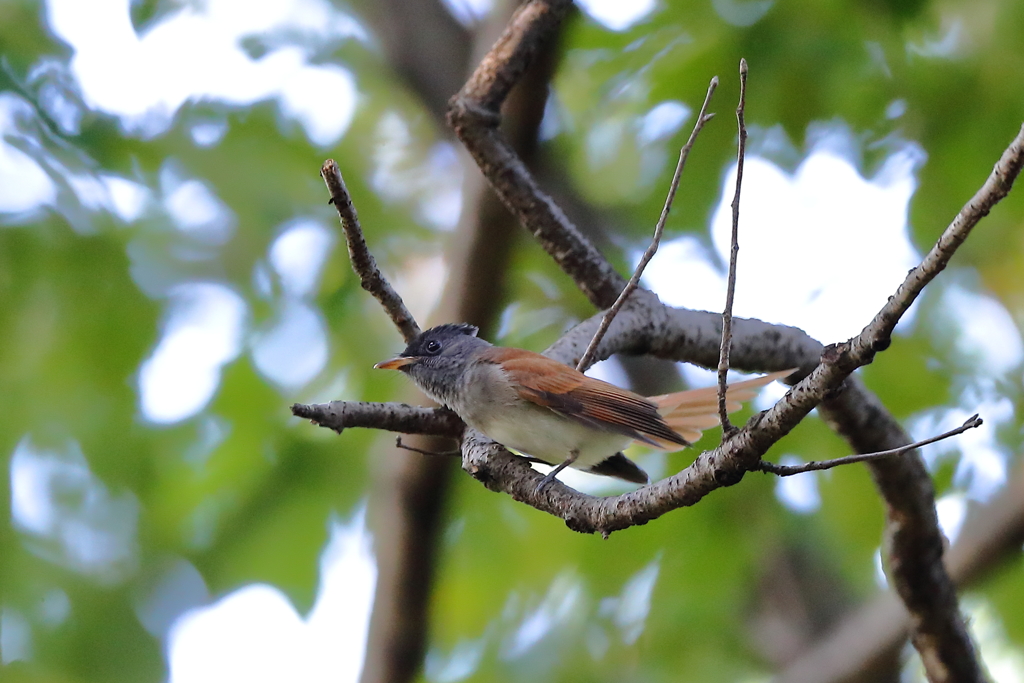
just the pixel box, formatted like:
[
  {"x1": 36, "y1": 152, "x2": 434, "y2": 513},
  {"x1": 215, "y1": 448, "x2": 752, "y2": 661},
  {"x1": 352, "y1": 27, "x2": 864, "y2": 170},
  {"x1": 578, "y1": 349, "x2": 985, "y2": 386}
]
[{"x1": 375, "y1": 323, "x2": 793, "y2": 488}]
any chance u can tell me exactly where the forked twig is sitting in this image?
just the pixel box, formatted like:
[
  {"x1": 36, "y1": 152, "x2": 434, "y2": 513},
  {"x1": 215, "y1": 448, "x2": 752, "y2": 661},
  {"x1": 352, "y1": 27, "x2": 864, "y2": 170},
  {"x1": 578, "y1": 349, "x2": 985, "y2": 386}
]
[
  {"x1": 717, "y1": 58, "x2": 749, "y2": 434},
  {"x1": 576, "y1": 77, "x2": 719, "y2": 372},
  {"x1": 758, "y1": 414, "x2": 983, "y2": 475},
  {"x1": 320, "y1": 160, "x2": 421, "y2": 343}
]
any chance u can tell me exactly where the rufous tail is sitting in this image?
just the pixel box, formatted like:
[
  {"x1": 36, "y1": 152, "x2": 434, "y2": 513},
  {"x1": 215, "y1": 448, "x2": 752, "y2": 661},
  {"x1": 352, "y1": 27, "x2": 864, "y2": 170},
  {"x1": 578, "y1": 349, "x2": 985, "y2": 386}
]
[{"x1": 644, "y1": 369, "x2": 797, "y2": 446}]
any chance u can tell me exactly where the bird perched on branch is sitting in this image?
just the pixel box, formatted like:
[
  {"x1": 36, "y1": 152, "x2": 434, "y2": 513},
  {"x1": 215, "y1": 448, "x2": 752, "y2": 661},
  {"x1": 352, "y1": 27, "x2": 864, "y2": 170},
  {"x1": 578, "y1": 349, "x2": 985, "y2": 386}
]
[{"x1": 376, "y1": 323, "x2": 793, "y2": 489}]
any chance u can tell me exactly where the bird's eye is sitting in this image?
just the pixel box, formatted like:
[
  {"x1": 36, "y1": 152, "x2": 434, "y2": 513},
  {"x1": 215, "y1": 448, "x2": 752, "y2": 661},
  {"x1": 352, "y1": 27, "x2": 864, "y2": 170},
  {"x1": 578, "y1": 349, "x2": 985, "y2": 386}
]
[{"x1": 425, "y1": 340, "x2": 442, "y2": 354}]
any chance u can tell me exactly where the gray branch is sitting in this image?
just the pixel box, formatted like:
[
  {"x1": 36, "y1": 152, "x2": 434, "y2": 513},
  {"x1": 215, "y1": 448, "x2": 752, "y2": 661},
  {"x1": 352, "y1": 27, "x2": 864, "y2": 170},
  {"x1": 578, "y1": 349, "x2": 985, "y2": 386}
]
[{"x1": 292, "y1": 400, "x2": 464, "y2": 438}]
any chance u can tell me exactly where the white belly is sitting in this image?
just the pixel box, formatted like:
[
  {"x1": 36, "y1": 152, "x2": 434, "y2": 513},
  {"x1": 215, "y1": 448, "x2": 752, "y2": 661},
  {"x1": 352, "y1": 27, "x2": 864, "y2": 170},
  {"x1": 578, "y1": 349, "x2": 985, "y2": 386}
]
[{"x1": 478, "y1": 403, "x2": 632, "y2": 468}]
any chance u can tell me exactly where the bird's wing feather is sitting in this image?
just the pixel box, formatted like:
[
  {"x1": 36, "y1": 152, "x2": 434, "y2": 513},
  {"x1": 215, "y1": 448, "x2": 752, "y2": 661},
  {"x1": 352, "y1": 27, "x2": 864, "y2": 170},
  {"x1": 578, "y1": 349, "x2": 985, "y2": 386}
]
[
  {"x1": 477, "y1": 348, "x2": 793, "y2": 452},
  {"x1": 587, "y1": 453, "x2": 649, "y2": 484},
  {"x1": 479, "y1": 347, "x2": 689, "y2": 449}
]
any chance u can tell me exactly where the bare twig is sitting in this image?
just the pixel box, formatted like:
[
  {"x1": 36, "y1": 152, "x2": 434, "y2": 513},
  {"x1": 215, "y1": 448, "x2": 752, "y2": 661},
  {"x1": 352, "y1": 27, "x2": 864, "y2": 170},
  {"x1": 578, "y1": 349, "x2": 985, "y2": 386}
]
[
  {"x1": 758, "y1": 414, "x2": 983, "y2": 475},
  {"x1": 320, "y1": 159, "x2": 421, "y2": 343},
  {"x1": 291, "y1": 400, "x2": 464, "y2": 438},
  {"x1": 843, "y1": 123, "x2": 1024, "y2": 366},
  {"x1": 575, "y1": 77, "x2": 719, "y2": 372},
  {"x1": 717, "y1": 58, "x2": 749, "y2": 434},
  {"x1": 395, "y1": 436, "x2": 460, "y2": 457}
]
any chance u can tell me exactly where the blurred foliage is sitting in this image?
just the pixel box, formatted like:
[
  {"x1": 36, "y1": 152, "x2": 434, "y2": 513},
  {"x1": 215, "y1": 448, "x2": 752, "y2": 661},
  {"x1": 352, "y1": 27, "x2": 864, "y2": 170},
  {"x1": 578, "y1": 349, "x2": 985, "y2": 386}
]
[{"x1": 1, "y1": 0, "x2": 1023, "y2": 682}]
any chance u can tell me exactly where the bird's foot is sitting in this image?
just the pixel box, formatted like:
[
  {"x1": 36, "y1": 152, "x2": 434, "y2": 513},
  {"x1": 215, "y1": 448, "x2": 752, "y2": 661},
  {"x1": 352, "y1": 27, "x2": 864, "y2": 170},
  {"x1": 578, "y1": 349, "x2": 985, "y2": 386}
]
[{"x1": 533, "y1": 450, "x2": 578, "y2": 494}]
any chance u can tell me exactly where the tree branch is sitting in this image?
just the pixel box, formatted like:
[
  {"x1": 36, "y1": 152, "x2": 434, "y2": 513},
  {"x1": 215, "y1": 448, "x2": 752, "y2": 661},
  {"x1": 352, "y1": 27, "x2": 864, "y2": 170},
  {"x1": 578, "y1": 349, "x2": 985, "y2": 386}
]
[
  {"x1": 291, "y1": 400, "x2": 464, "y2": 439},
  {"x1": 321, "y1": 159, "x2": 421, "y2": 343},
  {"x1": 447, "y1": 0, "x2": 626, "y2": 307},
  {"x1": 548, "y1": 289, "x2": 819, "y2": 373},
  {"x1": 841, "y1": 124, "x2": 1024, "y2": 370}
]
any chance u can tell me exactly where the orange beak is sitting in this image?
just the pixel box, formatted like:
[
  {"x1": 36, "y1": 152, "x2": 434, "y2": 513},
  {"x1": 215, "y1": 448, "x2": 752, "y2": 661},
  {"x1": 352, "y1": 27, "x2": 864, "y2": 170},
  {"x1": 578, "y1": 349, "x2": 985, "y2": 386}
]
[{"x1": 374, "y1": 356, "x2": 418, "y2": 370}]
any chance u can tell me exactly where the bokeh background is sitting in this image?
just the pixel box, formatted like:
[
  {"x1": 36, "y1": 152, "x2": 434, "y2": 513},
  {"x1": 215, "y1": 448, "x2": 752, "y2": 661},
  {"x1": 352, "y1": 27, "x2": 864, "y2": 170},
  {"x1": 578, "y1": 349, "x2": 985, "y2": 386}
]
[{"x1": 2, "y1": 0, "x2": 1024, "y2": 681}]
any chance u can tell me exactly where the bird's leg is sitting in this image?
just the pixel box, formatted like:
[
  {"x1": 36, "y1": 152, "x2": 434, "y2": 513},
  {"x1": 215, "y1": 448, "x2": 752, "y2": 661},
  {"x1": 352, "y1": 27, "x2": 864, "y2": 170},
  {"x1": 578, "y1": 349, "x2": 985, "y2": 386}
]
[{"x1": 535, "y1": 449, "x2": 579, "y2": 492}]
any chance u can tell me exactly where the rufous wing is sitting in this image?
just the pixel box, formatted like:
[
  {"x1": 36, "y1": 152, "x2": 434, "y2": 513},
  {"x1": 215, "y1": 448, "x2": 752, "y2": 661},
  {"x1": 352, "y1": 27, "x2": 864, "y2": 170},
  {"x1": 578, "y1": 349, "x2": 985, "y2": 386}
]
[
  {"x1": 479, "y1": 346, "x2": 688, "y2": 449},
  {"x1": 649, "y1": 369, "x2": 796, "y2": 445}
]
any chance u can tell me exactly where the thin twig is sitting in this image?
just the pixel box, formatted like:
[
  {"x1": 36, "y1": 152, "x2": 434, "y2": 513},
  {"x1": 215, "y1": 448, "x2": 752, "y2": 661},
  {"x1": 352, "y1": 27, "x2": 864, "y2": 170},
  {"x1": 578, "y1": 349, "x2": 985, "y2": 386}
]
[
  {"x1": 395, "y1": 436, "x2": 461, "y2": 457},
  {"x1": 575, "y1": 77, "x2": 719, "y2": 372},
  {"x1": 758, "y1": 414, "x2": 983, "y2": 476},
  {"x1": 320, "y1": 159, "x2": 421, "y2": 343},
  {"x1": 717, "y1": 58, "x2": 749, "y2": 434}
]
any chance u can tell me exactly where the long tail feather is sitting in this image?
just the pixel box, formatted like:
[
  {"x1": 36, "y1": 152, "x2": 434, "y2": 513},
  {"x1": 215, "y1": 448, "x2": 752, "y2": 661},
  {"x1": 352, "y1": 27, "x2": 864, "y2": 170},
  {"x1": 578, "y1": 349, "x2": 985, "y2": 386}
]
[{"x1": 642, "y1": 369, "x2": 796, "y2": 449}]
